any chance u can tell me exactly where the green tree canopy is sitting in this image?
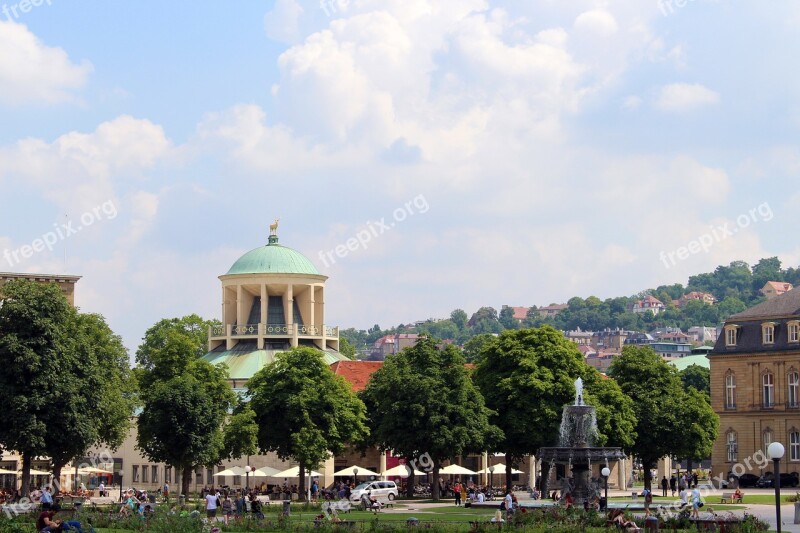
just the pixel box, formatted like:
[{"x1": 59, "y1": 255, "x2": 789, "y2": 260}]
[
  {"x1": 474, "y1": 326, "x2": 636, "y2": 490},
  {"x1": 461, "y1": 333, "x2": 497, "y2": 363},
  {"x1": 136, "y1": 315, "x2": 235, "y2": 496},
  {"x1": 608, "y1": 345, "x2": 718, "y2": 490},
  {"x1": 360, "y1": 336, "x2": 500, "y2": 499},
  {"x1": 0, "y1": 280, "x2": 135, "y2": 496},
  {"x1": 680, "y1": 364, "x2": 711, "y2": 396},
  {"x1": 247, "y1": 346, "x2": 368, "y2": 499}
]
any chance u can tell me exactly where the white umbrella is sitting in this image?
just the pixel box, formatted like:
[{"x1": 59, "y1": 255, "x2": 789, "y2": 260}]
[
  {"x1": 23, "y1": 469, "x2": 51, "y2": 476},
  {"x1": 252, "y1": 466, "x2": 280, "y2": 477},
  {"x1": 332, "y1": 465, "x2": 380, "y2": 477},
  {"x1": 0, "y1": 468, "x2": 16, "y2": 475},
  {"x1": 440, "y1": 464, "x2": 477, "y2": 476},
  {"x1": 477, "y1": 464, "x2": 523, "y2": 475},
  {"x1": 271, "y1": 466, "x2": 322, "y2": 478},
  {"x1": 77, "y1": 467, "x2": 114, "y2": 475},
  {"x1": 214, "y1": 467, "x2": 246, "y2": 477},
  {"x1": 381, "y1": 465, "x2": 426, "y2": 478}
]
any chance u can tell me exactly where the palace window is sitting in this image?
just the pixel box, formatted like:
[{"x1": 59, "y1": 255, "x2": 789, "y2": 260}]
[
  {"x1": 790, "y1": 321, "x2": 800, "y2": 343},
  {"x1": 789, "y1": 371, "x2": 800, "y2": 408},
  {"x1": 207, "y1": 468, "x2": 214, "y2": 485},
  {"x1": 763, "y1": 323, "x2": 776, "y2": 345},
  {"x1": 763, "y1": 372, "x2": 775, "y2": 408},
  {"x1": 142, "y1": 465, "x2": 148, "y2": 483},
  {"x1": 725, "y1": 325, "x2": 739, "y2": 347},
  {"x1": 764, "y1": 428, "x2": 774, "y2": 454},
  {"x1": 133, "y1": 465, "x2": 140, "y2": 483},
  {"x1": 151, "y1": 465, "x2": 158, "y2": 484},
  {"x1": 725, "y1": 371, "x2": 736, "y2": 409},
  {"x1": 726, "y1": 431, "x2": 738, "y2": 462},
  {"x1": 791, "y1": 431, "x2": 800, "y2": 461},
  {"x1": 165, "y1": 467, "x2": 171, "y2": 484}
]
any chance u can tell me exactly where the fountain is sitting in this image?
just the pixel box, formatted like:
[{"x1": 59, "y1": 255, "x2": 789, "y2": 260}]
[{"x1": 537, "y1": 378, "x2": 626, "y2": 507}]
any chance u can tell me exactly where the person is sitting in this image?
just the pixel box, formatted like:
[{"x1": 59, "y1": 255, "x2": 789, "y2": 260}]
[
  {"x1": 453, "y1": 481, "x2": 461, "y2": 506},
  {"x1": 564, "y1": 492, "x2": 573, "y2": 509},
  {"x1": 205, "y1": 488, "x2": 219, "y2": 520},
  {"x1": 163, "y1": 482, "x2": 169, "y2": 502},
  {"x1": 222, "y1": 495, "x2": 233, "y2": 525},
  {"x1": 311, "y1": 479, "x2": 319, "y2": 502},
  {"x1": 98, "y1": 481, "x2": 105, "y2": 498},
  {"x1": 642, "y1": 487, "x2": 652, "y2": 517},
  {"x1": 40, "y1": 486, "x2": 53, "y2": 511},
  {"x1": 476, "y1": 490, "x2": 485, "y2": 503},
  {"x1": 679, "y1": 486, "x2": 689, "y2": 509},
  {"x1": 733, "y1": 487, "x2": 743, "y2": 501},
  {"x1": 660, "y1": 476, "x2": 668, "y2": 497},
  {"x1": 669, "y1": 475, "x2": 677, "y2": 497},
  {"x1": 504, "y1": 490, "x2": 513, "y2": 519},
  {"x1": 608, "y1": 509, "x2": 638, "y2": 532},
  {"x1": 531, "y1": 488, "x2": 540, "y2": 500},
  {"x1": 691, "y1": 487, "x2": 702, "y2": 519},
  {"x1": 692, "y1": 472, "x2": 698, "y2": 489}
]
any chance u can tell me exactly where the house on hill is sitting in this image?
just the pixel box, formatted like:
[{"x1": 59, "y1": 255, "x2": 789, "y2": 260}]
[
  {"x1": 630, "y1": 295, "x2": 665, "y2": 315},
  {"x1": 761, "y1": 281, "x2": 794, "y2": 300}
]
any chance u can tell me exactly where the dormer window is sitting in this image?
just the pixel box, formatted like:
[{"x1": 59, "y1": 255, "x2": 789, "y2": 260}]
[
  {"x1": 725, "y1": 325, "x2": 739, "y2": 347},
  {"x1": 789, "y1": 321, "x2": 800, "y2": 343},
  {"x1": 763, "y1": 323, "x2": 776, "y2": 345}
]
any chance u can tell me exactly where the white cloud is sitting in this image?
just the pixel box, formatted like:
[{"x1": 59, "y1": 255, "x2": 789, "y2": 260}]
[
  {"x1": 574, "y1": 8, "x2": 618, "y2": 36},
  {"x1": 264, "y1": 0, "x2": 305, "y2": 43},
  {"x1": 655, "y1": 82, "x2": 720, "y2": 111},
  {"x1": 0, "y1": 20, "x2": 92, "y2": 105}
]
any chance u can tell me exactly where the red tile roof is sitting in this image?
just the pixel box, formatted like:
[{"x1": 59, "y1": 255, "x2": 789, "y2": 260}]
[{"x1": 330, "y1": 361, "x2": 384, "y2": 392}]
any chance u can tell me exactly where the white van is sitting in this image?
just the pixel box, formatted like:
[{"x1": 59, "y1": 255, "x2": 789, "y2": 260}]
[{"x1": 350, "y1": 480, "x2": 399, "y2": 502}]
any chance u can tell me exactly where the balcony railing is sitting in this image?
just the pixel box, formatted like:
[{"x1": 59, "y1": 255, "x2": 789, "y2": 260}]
[{"x1": 210, "y1": 324, "x2": 339, "y2": 338}]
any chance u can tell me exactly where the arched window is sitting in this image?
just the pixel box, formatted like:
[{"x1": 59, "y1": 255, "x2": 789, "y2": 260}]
[
  {"x1": 725, "y1": 371, "x2": 736, "y2": 409},
  {"x1": 763, "y1": 428, "x2": 774, "y2": 455},
  {"x1": 726, "y1": 431, "x2": 738, "y2": 462},
  {"x1": 763, "y1": 371, "x2": 775, "y2": 408},
  {"x1": 789, "y1": 370, "x2": 800, "y2": 409},
  {"x1": 791, "y1": 430, "x2": 800, "y2": 462}
]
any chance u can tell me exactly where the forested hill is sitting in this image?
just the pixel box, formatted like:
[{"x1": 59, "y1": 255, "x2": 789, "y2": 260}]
[{"x1": 339, "y1": 257, "x2": 800, "y2": 354}]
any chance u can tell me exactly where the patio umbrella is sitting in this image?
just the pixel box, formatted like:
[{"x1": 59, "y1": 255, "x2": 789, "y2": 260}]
[
  {"x1": 271, "y1": 466, "x2": 322, "y2": 478},
  {"x1": 476, "y1": 464, "x2": 523, "y2": 475},
  {"x1": 23, "y1": 469, "x2": 51, "y2": 476},
  {"x1": 439, "y1": 464, "x2": 477, "y2": 476},
  {"x1": 0, "y1": 468, "x2": 17, "y2": 475},
  {"x1": 381, "y1": 465, "x2": 426, "y2": 478},
  {"x1": 78, "y1": 467, "x2": 114, "y2": 475},
  {"x1": 332, "y1": 466, "x2": 380, "y2": 477},
  {"x1": 213, "y1": 467, "x2": 247, "y2": 477},
  {"x1": 251, "y1": 466, "x2": 280, "y2": 477}
]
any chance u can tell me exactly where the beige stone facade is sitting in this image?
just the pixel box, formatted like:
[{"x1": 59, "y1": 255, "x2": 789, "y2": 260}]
[
  {"x1": 709, "y1": 288, "x2": 800, "y2": 480},
  {"x1": 0, "y1": 272, "x2": 80, "y2": 306}
]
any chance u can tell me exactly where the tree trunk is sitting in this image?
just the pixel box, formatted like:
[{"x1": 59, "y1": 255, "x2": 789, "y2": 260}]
[
  {"x1": 505, "y1": 456, "x2": 515, "y2": 494},
  {"x1": 52, "y1": 464, "x2": 63, "y2": 496},
  {"x1": 643, "y1": 460, "x2": 653, "y2": 491},
  {"x1": 182, "y1": 466, "x2": 192, "y2": 498},
  {"x1": 299, "y1": 463, "x2": 306, "y2": 501},
  {"x1": 404, "y1": 461, "x2": 414, "y2": 498},
  {"x1": 20, "y1": 454, "x2": 31, "y2": 498},
  {"x1": 431, "y1": 464, "x2": 440, "y2": 501}
]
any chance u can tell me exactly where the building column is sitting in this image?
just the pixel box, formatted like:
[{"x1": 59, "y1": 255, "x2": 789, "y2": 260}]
[
  {"x1": 529, "y1": 455, "x2": 536, "y2": 489},
  {"x1": 309, "y1": 285, "x2": 316, "y2": 331},
  {"x1": 617, "y1": 459, "x2": 626, "y2": 490},
  {"x1": 379, "y1": 452, "x2": 387, "y2": 479},
  {"x1": 481, "y1": 452, "x2": 488, "y2": 486},
  {"x1": 236, "y1": 285, "x2": 244, "y2": 328},
  {"x1": 657, "y1": 456, "x2": 671, "y2": 481}
]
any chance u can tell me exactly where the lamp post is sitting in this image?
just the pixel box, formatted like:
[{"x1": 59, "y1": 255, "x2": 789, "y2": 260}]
[
  {"x1": 601, "y1": 467, "x2": 611, "y2": 512},
  {"x1": 353, "y1": 467, "x2": 359, "y2": 486},
  {"x1": 245, "y1": 465, "x2": 252, "y2": 492},
  {"x1": 768, "y1": 442, "x2": 785, "y2": 533},
  {"x1": 118, "y1": 469, "x2": 124, "y2": 502},
  {"x1": 489, "y1": 465, "x2": 495, "y2": 495}
]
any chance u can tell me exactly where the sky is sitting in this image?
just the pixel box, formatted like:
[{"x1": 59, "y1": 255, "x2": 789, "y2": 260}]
[{"x1": 1, "y1": 0, "x2": 800, "y2": 354}]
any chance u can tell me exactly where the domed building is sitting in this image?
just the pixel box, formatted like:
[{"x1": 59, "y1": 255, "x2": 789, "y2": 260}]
[{"x1": 202, "y1": 231, "x2": 349, "y2": 386}]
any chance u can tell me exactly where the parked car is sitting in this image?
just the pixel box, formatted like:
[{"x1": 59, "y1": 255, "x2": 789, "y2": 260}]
[
  {"x1": 733, "y1": 473, "x2": 760, "y2": 488},
  {"x1": 755, "y1": 472, "x2": 799, "y2": 488},
  {"x1": 350, "y1": 480, "x2": 399, "y2": 502}
]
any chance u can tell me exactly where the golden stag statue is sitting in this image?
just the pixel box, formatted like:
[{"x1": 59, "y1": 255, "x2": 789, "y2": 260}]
[{"x1": 269, "y1": 218, "x2": 280, "y2": 236}]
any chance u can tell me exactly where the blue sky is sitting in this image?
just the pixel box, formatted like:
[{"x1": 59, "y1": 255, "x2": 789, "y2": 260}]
[{"x1": 1, "y1": 1, "x2": 799, "y2": 353}]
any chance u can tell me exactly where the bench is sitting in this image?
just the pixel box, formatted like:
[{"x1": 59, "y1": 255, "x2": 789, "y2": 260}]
[{"x1": 719, "y1": 492, "x2": 743, "y2": 504}]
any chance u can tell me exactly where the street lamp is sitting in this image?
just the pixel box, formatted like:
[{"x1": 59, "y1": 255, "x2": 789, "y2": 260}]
[
  {"x1": 489, "y1": 465, "x2": 495, "y2": 495},
  {"x1": 245, "y1": 466, "x2": 252, "y2": 492},
  {"x1": 118, "y1": 469, "x2": 124, "y2": 502},
  {"x1": 353, "y1": 467, "x2": 359, "y2": 486},
  {"x1": 601, "y1": 467, "x2": 611, "y2": 512},
  {"x1": 768, "y1": 442, "x2": 785, "y2": 533}
]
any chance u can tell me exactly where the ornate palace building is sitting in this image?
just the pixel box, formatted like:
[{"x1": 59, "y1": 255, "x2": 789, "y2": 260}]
[{"x1": 709, "y1": 288, "x2": 800, "y2": 480}]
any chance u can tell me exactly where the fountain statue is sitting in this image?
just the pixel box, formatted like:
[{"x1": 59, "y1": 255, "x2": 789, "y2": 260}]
[{"x1": 537, "y1": 378, "x2": 626, "y2": 508}]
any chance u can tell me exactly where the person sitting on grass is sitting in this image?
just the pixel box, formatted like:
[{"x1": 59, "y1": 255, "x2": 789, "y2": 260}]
[{"x1": 607, "y1": 509, "x2": 638, "y2": 532}]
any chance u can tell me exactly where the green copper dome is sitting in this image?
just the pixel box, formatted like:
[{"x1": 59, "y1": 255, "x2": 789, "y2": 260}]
[{"x1": 226, "y1": 236, "x2": 320, "y2": 275}]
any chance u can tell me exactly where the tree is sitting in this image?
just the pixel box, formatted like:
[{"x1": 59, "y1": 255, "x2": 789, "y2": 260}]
[
  {"x1": 450, "y1": 309, "x2": 468, "y2": 331},
  {"x1": 247, "y1": 347, "x2": 368, "y2": 499},
  {"x1": 498, "y1": 307, "x2": 519, "y2": 330},
  {"x1": 222, "y1": 402, "x2": 259, "y2": 462},
  {"x1": 0, "y1": 280, "x2": 135, "y2": 496},
  {"x1": 136, "y1": 317, "x2": 235, "y2": 496},
  {"x1": 608, "y1": 345, "x2": 718, "y2": 490},
  {"x1": 462, "y1": 333, "x2": 497, "y2": 363},
  {"x1": 339, "y1": 337, "x2": 357, "y2": 359},
  {"x1": 680, "y1": 364, "x2": 711, "y2": 396},
  {"x1": 474, "y1": 326, "x2": 636, "y2": 491},
  {"x1": 360, "y1": 336, "x2": 500, "y2": 499}
]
